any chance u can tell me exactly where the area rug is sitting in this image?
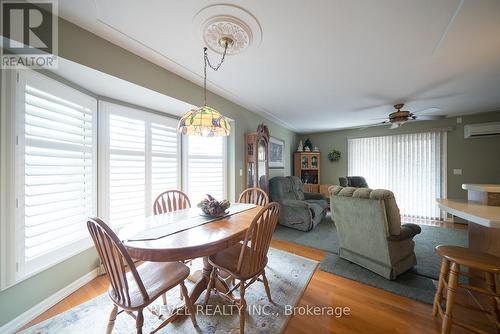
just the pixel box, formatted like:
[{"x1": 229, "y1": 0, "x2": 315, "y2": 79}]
[
  {"x1": 20, "y1": 248, "x2": 318, "y2": 334},
  {"x1": 273, "y1": 216, "x2": 467, "y2": 304}
]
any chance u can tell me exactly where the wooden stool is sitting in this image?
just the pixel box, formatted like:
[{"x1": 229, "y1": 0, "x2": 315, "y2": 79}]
[{"x1": 433, "y1": 245, "x2": 500, "y2": 334}]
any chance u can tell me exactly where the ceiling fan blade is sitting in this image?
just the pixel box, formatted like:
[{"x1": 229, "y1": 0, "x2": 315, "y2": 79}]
[
  {"x1": 358, "y1": 121, "x2": 388, "y2": 131},
  {"x1": 389, "y1": 123, "x2": 401, "y2": 129},
  {"x1": 352, "y1": 104, "x2": 387, "y2": 112},
  {"x1": 412, "y1": 107, "x2": 442, "y2": 114},
  {"x1": 414, "y1": 115, "x2": 445, "y2": 121}
]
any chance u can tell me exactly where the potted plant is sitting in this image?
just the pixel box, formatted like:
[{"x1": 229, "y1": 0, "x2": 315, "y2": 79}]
[{"x1": 328, "y1": 149, "x2": 341, "y2": 162}]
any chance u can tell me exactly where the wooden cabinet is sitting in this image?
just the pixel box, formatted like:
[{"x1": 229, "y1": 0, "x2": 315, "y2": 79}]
[
  {"x1": 294, "y1": 152, "x2": 321, "y2": 193},
  {"x1": 245, "y1": 124, "x2": 270, "y2": 192}
]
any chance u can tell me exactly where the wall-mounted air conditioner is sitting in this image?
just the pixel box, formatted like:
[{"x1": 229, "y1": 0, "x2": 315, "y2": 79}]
[{"x1": 464, "y1": 121, "x2": 500, "y2": 138}]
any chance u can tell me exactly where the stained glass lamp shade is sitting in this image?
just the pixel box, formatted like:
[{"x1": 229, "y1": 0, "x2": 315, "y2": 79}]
[{"x1": 178, "y1": 105, "x2": 231, "y2": 137}]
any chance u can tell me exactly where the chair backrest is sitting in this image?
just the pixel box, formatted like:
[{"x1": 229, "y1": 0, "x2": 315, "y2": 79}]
[
  {"x1": 269, "y1": 176, "x2": 305, "y2": 202},
  {"x1": 87, "y1": 218, "x2": 148, "y2": 307},
  {"x1": 339, "y1": 176, "x2": 369, "y2": 188},
  {"x1": 153, "y1": 190, "x2": 191, "y2": 215},
  {"x1": 238, "y1": 187, "x2": 269, "y2": 206},
  {"x1": 329, "y1": 186, "x2": 402, "y2": 263},
  {"x1": 237, "y1": 203, "x2": 280, "y2": 275}
]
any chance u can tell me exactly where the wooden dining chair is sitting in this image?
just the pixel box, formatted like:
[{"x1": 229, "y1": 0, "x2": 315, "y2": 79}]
[
  {"x1": 203, "y1": 203, "x2": 280, "y2": 334},
  {"x1": 87, "y1": 218, "x2": 197, "y2": 334},
  {"x1": 153, "y1": 189, "x2": 193, "y2": 304},
  {"x1": 153, "y1": 190, "x2": 191, "y2": 215},
  {"x1": 238, "y1": 187, "x2": 269, "y2": 207}
]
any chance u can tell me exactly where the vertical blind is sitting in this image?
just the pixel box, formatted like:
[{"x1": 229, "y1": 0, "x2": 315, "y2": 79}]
[
  {"x1": 184, "y1": 136, "x2": 226, "y2": 204},
  {"x1": 348, "y1": 131, "x2": 446, "y2": 219},
  {"x1": 101, "y1": 102, "x2": 180, "y2": 228},
  {"x1": 19, "y1": 71, "x2": 97, "y2": 277}
]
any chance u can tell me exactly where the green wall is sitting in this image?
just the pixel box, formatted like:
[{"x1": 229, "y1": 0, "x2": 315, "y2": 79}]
[
  {"x1": 0, "y1": 17, "x2": 296, "y2": 327},
  {"x1": 298, "y1": 111, "x2": 500, "y2": 200}
]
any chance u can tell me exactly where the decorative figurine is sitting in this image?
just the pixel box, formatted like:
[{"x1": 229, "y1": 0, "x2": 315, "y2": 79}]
[
  {"x1": 304, "y1": 138, "x2": 313, "y2": 152},
  {"x1": 297, "y1": 140, "x2": 303, "y2": 152}
]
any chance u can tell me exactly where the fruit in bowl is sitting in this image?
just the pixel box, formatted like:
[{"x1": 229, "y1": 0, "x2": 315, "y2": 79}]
[{"x1": 197, "y1": 194, "x2": 231, "y2": 217}]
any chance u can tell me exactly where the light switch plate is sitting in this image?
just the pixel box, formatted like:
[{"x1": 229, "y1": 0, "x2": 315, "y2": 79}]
[
  {"x1": 453, "y1": 169, "x2": 462, "y2": 175},
  {"x1": 239, "y1": 168, "x2": 243, "y2": 176}
]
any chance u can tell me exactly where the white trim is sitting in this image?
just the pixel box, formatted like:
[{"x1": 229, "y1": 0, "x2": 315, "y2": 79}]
[
  {"x1": 0, "y1": 69, "x2": 18, "y2": 289},
  {"x1": 0, "y1": 268, "x2": 99, "y2": 334}
]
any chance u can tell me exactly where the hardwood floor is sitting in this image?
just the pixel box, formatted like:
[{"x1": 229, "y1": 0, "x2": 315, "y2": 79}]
[{"x1": 22, "y1": 226, "x2": 493, "y2": 333}]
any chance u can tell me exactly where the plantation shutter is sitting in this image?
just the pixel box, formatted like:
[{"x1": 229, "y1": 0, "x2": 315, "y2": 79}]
[
  {"x1": 100, "y1": 102, "x2": 180, "y2": 228},
  {"x1": 108, "y1": 114, "x2": 146, "y2": 227},
  {"x1": 184, "y1": 136, "x2": 226, "y2": 204},
  {"x1": 19, "y1": 71, "x2": 97, "y2": 277},
  {"x1": 151, "y1": 122, "x2": 179, "y2": 201}
]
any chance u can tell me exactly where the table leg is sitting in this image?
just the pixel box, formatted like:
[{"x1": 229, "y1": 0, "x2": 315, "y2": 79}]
[
  {"x1": 169, "y1": 257, "x2": 235, "y2": 323},
  {"x1": 188, "y1": 257, "x2": 233, "y2": 304}
]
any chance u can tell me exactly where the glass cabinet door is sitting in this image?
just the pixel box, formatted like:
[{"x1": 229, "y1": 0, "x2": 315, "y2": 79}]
[{"x1": 257, "y1": 139, "x2": 267, "y2": 189}]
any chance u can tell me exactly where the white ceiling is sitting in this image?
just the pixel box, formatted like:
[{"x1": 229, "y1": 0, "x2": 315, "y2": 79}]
[{"x1": 58, "y1": 0, "x2": 500, "y2": 132}]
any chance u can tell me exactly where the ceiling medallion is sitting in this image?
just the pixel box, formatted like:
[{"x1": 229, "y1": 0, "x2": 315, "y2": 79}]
[
  {"x1": 193, "y1": 4, "x2": 262, "y2": 55},
  {"x1": 203, "y1": 16, "x2": 251, "y2": 55}
]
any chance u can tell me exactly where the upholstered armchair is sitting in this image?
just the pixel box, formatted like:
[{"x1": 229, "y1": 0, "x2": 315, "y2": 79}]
[
  {"x1": 269, "y1": 176, "x2": 328, "y2": 231},
  {"x1": 338, "y1": 176, "x2": 369, "y2": 188},
  {"x1": 330, "y1": 186, "x2": 421, "y2": 280}
]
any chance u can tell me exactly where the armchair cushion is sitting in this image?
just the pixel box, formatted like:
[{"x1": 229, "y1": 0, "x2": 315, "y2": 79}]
[
  {"x1": 307, "y1": 200, "x2": 328, "y2": 219},
  {"x1": 304, "y1": 192, "x2": 326, "y2": 201}
]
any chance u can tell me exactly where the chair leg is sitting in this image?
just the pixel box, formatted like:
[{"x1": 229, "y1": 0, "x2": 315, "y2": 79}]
[
  {"x1": 239, "y1": 282, "x2": 247, "y2": 334},
  {"x1": 203, "y1": 267, "x2": 217, "y2": 307},
  {"x1": 485, "y1": 272, "x2": 500, "y2": 333},
  {"x1": 442, "y1": 262, "x2": 459, "y2": 334},
  {"x1": 106, "y1": 305, "x2": 118, "y2": 334},
  {"x1": 262, "y1": 270, "x2": 273, "y2": 303},
  {"x1": 180, "y1": 281, "x2": 198, "y2": 327},
  {"x1": 136, "y1": 309, "x2": 144, "y2": 334},
  {"x1": 162, "y1": 293, "x2": 167, "y2": 305},
  {"x1": 433, "y1": 259, "x2": 450, "y2": 316}
]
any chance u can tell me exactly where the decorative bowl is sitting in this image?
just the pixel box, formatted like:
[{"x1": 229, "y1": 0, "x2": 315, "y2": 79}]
[{"x1": 197, "y1": 194, "x2": 231, "y2": 217}]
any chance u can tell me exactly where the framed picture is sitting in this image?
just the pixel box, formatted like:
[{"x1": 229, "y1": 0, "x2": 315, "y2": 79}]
[{"x1": 269, "y1": 136, "x2": 285, "y2": 169}]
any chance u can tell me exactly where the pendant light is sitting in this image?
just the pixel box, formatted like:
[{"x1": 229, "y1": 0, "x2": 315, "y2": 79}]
[{"x1": 178, "y1": 37, "x2": 233, "y2": 137}]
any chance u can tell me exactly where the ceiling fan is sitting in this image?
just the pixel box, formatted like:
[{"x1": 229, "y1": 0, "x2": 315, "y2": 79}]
[{"x1": 368, "y1": 103, "x2": 444, "y2": 129}]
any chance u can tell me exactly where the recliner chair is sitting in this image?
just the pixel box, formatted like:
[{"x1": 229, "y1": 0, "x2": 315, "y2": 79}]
[
  {"x1": 330, "y1": 185, "x2": 421, "y2": 280},
  {"x1": 338, "y1": 176, "x2": 369, "y2": 188},
  {"x1": 269, "y1": 176, "x2": 328, "y2": 231}
]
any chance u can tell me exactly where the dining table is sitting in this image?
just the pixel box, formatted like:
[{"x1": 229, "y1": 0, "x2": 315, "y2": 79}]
[{"x1": 120, "y1": 203, "x2": 262, "y2": 307}]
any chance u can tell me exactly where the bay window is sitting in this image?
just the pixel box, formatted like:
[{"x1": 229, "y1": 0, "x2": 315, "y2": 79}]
[{"x1": 1, "y1": 69, "x2": 228, "y2": 286}]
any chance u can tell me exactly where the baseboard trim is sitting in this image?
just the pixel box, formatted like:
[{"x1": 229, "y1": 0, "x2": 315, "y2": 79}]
[{"x1": 0, "y1": 268, "x2": 99, "y2": 334}]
